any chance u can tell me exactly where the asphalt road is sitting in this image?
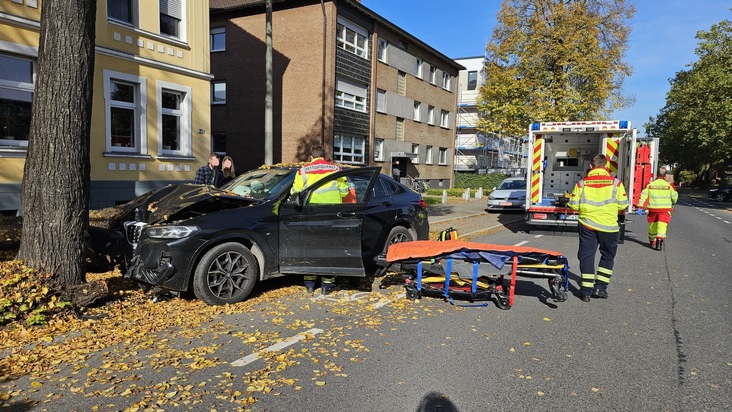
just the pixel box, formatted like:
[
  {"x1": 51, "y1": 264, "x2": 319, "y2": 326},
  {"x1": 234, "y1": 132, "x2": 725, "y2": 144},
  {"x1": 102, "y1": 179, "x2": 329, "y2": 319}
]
[{"x1": 3, "y1": 192, "x2": 730, "y2": 411}]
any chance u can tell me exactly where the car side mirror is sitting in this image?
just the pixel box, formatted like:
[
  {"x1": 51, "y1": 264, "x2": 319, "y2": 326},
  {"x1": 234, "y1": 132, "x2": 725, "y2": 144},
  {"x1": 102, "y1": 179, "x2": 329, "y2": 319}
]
[
  {"x1": 492, "y1": 187, "x2": 497, "y2": 191},
  {"x1": 287, "y1": 191, "x2": 304, "y2": 207}
]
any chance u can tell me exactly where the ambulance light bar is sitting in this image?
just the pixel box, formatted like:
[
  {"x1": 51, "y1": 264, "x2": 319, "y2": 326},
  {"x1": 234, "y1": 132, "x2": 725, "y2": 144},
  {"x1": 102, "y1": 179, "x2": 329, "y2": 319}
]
[{"x1": 531, "y1": 120, "x2": 630, "y2": 132}]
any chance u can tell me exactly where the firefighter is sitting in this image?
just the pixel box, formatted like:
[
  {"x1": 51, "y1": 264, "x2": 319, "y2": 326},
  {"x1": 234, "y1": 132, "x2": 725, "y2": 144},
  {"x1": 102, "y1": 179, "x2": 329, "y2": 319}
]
[
  {"x1": 568, "y1": 154, "x2": 629, "y2": 302},
  {"x1": 638, "y1": 166, "x2": 678, "y2": 250},
  {"x1": 291, "y1": 145, "x2": 349, "y2": 295}
]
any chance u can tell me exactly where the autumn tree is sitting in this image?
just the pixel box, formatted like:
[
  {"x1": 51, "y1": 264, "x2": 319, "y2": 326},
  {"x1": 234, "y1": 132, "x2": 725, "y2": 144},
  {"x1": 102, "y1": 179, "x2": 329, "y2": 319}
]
[
  {"x1": 478, "y1": 0, "x2": 635, "y2": 136},
  {"x1": 646, "y1": 16, "x2": 732, "y2": 176},
  {"x1": 18, "y1": 0, "x2": 97, "y2": 290}
]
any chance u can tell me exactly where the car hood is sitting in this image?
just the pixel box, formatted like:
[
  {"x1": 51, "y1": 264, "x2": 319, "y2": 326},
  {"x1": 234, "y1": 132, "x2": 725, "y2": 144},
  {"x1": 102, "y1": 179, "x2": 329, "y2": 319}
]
[
  {"x1": 490, "y1": 189, "x2": 526, "y2": 199},
  {"x1": 142, "y1": 184, "x2": 261, "y2": 224}
]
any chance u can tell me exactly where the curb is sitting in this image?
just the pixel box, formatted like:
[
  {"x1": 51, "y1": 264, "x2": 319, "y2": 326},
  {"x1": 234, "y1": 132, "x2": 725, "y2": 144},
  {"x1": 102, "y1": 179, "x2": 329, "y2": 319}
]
[{"x1": 430, "y1": 211, "x2": 487, "y2": 225}]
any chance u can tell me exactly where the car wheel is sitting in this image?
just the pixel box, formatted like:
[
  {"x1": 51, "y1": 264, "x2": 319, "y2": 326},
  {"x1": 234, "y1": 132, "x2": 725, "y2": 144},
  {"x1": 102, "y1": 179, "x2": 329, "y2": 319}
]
[
  {"x1": 716, "y1": 193, "x2": 726, "y2": 202},
  {"x1": 193, "y1": 242, "x2": 258, "y2": 305},
  {"x1": 383, "y1": 226, "x2": 414, "y2": 253}
]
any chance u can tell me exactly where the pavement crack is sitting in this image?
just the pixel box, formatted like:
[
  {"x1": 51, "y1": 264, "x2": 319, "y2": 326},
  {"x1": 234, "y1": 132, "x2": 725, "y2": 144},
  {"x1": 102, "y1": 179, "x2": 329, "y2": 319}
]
[{"x1": 663, "y1": 246, "x2": 687, "y2": 389}]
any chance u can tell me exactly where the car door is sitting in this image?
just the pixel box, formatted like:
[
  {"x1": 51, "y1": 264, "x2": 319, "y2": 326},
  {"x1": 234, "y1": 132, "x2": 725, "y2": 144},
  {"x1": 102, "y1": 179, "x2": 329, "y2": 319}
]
[{"x1": 278, "y1": 167, "x2": 379, "y2": 276}]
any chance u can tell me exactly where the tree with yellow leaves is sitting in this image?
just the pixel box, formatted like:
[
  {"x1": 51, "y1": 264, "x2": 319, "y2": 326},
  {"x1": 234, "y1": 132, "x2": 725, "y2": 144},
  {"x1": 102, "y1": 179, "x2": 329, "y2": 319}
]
[{"x1": 478, "y1": 0, "x2": 635, "y2": 136}]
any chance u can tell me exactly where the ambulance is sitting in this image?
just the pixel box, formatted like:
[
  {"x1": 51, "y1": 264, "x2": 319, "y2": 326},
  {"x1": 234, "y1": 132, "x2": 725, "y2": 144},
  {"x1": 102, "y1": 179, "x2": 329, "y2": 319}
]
[{"x1": 524, "y1": 120, "x2": 659, "y2": 241}]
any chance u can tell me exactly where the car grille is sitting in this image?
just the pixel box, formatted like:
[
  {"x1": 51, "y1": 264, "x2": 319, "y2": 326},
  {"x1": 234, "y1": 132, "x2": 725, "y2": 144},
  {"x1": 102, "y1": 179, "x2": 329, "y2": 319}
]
[{"x1": 124, "y1": 221, "x2": 148, "y2": 249}]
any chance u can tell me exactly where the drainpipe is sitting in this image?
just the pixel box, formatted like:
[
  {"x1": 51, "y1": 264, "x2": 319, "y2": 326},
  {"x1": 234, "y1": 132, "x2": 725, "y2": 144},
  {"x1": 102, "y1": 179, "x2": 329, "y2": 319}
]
[
  {"x1": 321, "y1": 0, "x2": 326, "y2": 146},
  {"x1": 265, "y1": 0, "x2": 273, "y2": 165}
]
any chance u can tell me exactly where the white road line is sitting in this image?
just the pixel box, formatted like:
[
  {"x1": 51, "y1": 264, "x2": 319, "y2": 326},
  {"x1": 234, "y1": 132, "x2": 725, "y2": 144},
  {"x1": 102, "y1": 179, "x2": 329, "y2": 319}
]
[
  {"x1": 514, "y1": 240, "x2": 529, "y2": 246},
  {"x1": 715, "y1": 217, "x2": 722, "y2": 220},
  {"x1": 534, "y1": 234, "x2": 543, "y2": 238},
  {"x1": 724, "y1": 221, "x2": 730, "y2": 224},
  {"x1": 231, "y1": 328, "x2": 324, "y2": 367},
  {"x1": 372, "y1": 293, "x2": 405, "y2": 309}
]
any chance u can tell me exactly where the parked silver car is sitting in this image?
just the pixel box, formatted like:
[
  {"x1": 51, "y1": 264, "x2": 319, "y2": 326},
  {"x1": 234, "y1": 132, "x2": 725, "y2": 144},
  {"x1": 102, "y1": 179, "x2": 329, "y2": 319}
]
[{"x1": 486, "y1": 177, "x2": 527, "y2": 211}]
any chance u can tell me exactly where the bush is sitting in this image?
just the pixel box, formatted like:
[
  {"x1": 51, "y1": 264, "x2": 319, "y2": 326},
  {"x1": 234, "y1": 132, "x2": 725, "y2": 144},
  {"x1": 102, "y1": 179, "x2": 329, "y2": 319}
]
[
  {"x1": 453, "y1": 172, "x2": 510, "y2": 190},
  {"x1": 424, "y1": 188, "x2": 465, "y2": 197}
]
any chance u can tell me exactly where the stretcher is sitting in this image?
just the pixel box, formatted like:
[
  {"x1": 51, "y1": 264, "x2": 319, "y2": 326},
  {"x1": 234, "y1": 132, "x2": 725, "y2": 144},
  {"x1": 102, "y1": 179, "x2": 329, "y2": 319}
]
[{"x1": 384, "y1": 240, "x2": 569, "y2": 309}]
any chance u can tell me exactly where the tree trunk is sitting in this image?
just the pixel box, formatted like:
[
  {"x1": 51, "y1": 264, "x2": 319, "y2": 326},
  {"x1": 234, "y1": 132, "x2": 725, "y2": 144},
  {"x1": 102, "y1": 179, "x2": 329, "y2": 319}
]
[{"x1": 18, "y1": 0, "x2": 97, "y2": 288}]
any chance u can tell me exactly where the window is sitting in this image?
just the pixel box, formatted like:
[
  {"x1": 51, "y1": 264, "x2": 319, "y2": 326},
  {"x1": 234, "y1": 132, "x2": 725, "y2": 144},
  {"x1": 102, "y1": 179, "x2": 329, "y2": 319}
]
[
  {"x1": 108, "y1": 0, "x2": 135, "y2": 24},
  {"x1": 211, "y1": 81, "x2": 226, "y2": 104},
  {"x1": 425, "y1": 145, "x2": 433, "y2": 164},
  {"x1": 335, "y1": 77, "x2": 367, "y2": 113},
  {"x1": 467, "y1": 70, "x2": 477, "y2": 90},
  {"x1": 0, "y1": 54, "x2": 34, "y2": 148},
  {"x1": 397, "y1": 40, "x2": 408, "y2": 51},
  {"x1": 429, "y1": 65, "x2": 436, "y2": 84},
  {"x1": 333, "y1": 134, "x2": 365, "y2": 164},
  {"x1": 396, "y1": 118, "x2": 404, "y2": 140},
  {"x1": 397, "y1": 71, "x2": 406, "y2": 96},
  {"x1": 377, "y1": 38, "x2": 387, "y2": 62},
  {"x1": 212, "y1": 132, "x2": 226, "y2": 154},
  {"x1": 442, "y1": 72, "x2": 452, "y2": 91},
  {"x1": 374, "y1": 138, "x2": 384, "y2": 161},
  {"x1": 415, "y1": 58, "x2": 423, "y2": 79},
  {"x1": 104, "y1": 70, "x2": 146, "y2": 153},
  {"x1": 211, "y1": 27, "x2": 225, "y2": 52},
  {"x1": 440, "y1": 110, "x2": 450, "y2": 128},
  {"x1": 427, "y1": 105, "x2": 435, "y2": 125},
  {"x1": 160, "y1": 0, "x2": 182, "y2": 38},
  {"x1": 336, "y1": 18, "x2": 368, "y2": 59},
  {"x1": 413, "y1": 101, "x2": 421, "y2": 122},
  {"x1": 439, "y1": 148, "x2": 447, "y2": 165},
  {"x1": 411, "y1": 144, "x2": 420, "y2": 164},
  {"x1": 376, "y1": 89, "x2": 386, "y2": 113},
  {"x1": 157, "y1": 81, "x2": 191, "y2": 156}
]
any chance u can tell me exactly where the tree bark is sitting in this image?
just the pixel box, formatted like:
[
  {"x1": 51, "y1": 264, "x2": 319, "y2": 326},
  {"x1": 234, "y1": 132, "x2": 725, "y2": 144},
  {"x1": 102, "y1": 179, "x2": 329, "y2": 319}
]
[{"x1": 18, "y1": 0, "x2": 97, "y2": 288}]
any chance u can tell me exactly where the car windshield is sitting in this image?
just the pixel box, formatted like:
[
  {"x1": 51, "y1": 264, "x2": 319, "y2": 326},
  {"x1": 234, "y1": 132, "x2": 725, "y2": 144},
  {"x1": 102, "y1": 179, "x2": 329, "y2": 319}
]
[
  {"x1": 497, "y1": 179, "x2": 526, "y2": 190},
  {"x1": 220, "y1": 168, "x2": 295, "y2": 200}
]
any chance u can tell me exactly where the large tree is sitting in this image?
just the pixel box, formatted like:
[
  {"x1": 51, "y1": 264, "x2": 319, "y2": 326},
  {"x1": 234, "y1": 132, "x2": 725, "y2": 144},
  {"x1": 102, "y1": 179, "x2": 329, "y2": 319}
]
[
  {"x1": 646, "y1": 17, "x2": 732, "y2": 174},
  {"x1": 18, "y1": 0, "x2": 97, "y2": 288},
  {"x1": 478, "y1": 0, "x2": 635, "y2": 136}
]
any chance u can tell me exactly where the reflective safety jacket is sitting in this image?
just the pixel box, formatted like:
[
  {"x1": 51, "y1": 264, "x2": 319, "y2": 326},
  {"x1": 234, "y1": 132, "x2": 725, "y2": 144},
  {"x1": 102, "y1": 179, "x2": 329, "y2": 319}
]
[
  {"x1": 568, "y1": 167, "x2": 629, "y2": 232},
  {"x1": 638, "y1": 178, "x2": 678, "y2": 212},
  {"x1": 291, "y1": 157, "x2": 348, "y2": 204}
]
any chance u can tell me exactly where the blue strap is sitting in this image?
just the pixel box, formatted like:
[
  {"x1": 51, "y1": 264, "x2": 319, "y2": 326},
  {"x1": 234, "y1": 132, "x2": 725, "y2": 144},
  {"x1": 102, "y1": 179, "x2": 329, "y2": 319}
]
[
  {"x1": 416, "y1": 260, "x2": 423, "y2": 292},
  {"x1": 472, "y1": 261, "x2": 479, "y2": 294},
  {"x1": 443, "y1": 258, "x2": 452, "y2": 299}
]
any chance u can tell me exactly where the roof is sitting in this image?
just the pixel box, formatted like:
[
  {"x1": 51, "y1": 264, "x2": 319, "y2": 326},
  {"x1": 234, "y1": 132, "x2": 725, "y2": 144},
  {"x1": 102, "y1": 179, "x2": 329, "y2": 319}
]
[{"x1": 209, "y1": 0, "x2": 464, "y2": 72}]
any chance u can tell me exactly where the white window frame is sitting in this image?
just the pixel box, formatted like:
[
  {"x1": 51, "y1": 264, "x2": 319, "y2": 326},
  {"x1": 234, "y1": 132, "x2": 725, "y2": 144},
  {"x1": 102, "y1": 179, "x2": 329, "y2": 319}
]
[
  {"x1": 104, "y1": 70, "x2": 147, "y2": 154},
  {"x1": 156, "y1": 81, "x2": 191, "y2": 157},
  {"x1": 0, "y1": 53, "x2": 35, "y2": 148},
  {"x1": 377, "y1": 38, "x2": 388, "y2": 63},
  {"x1": 333, "y1": 134, "x2": 366, "y2": 165},
  {"x1": 159, "y1": 0, "x2": 187, "y2": 42},
  {"x1": 429, "y1": 65, "x2": 436, "y2": 84},
  {"x1": 440, "y1": 110, "x2": 450, "y2": 128},
  {"x1": 467, "y1": 70, "x2": 478, "y2": 91},
  {"x1": 413, "y1": 101, "x2": 421, "y2": 122},
  {"x1": 376, "y1": 88, "x2": 386, "y2": 113},
  {"x1": 211, "y1": 26, "x2": 225, "y2": 52},
  {"x1": 428, "y1": 105, "x2": 435, "y2": 126},
  {"x1": 107, "y1": 0, "x2": 137, "y2": 26},
  {"x1": 374, "y1": 138, "x2": 384, "y2": 161},
  {"x1": 211, "y1": 81, "x2": 226, "y2": 105},
  {"x1": 439, "y1": 147, "x2": 448, "y2": 165},
  {"x1": 442, "y1": 72, "x2": 452, "y2": 91},
  {"x1": 336, "y1": 17, "x2": 369, "y2": 59},
  {"x1": 335, "y1": 77, "x2": 367, "y2": 113},
  {"x1": 415, "y1": 58, "x2": 423, "y2": 79},
  {"x1": 425, "y1": 145, "x2": 434, "y2": 164},
  {"x1": 411, "y1": 144, "x2": 420, "y2": 164}
]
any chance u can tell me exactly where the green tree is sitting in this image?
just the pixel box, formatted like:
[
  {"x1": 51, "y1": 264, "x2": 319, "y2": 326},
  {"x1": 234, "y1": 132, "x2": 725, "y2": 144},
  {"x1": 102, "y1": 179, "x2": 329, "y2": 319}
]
[
  {"x1": 478, "y1": 0, "x2": 635, "y2": 136},
  {"x1": 647, "y1": 17, "x2": 732, "y2": 175},
  {"x1": 18, "y1": 0, "x2": 97, "y2": 289}
]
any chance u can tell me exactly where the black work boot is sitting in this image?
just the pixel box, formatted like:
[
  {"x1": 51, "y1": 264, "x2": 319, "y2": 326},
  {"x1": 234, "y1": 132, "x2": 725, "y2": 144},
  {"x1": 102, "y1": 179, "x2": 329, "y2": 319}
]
[
  {"x1": 592, "y1": 288, "x2": 608, "y2": 299},
  {"x1": 321, "y1": 283, "x2": 337, "y2": 296},
  {"x1": 304, "y1": 281, "x2": 316, "y2": 295}
]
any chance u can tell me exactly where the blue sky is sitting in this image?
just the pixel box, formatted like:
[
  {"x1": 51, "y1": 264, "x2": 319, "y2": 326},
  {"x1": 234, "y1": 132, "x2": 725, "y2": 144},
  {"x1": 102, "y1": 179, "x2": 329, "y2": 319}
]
[{"x1": 361, "y1": 0, "x2": 730, "y2": 135}]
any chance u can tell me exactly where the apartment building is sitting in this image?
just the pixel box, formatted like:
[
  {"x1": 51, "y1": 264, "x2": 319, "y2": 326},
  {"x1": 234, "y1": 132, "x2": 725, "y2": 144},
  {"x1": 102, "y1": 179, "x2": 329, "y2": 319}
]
[
  {"x1": 0, "y1": 0, "x2": 213, "y2": 211},
  {"x1": 209, "y1": 0, "x2": 462, "y2": 188},
  {"x1": 455, "y1": 56, "x2": 525, "y2": 175}
]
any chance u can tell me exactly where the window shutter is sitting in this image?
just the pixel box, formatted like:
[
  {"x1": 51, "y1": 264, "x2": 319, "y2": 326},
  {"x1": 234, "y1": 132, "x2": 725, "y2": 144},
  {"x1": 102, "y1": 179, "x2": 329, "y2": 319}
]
[{"x1": 160, "y1": 0, "x2": 182, "y2": 19}]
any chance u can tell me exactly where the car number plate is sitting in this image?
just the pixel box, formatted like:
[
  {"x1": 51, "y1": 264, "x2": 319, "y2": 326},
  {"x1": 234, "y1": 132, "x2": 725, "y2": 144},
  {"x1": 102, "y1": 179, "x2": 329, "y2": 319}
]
[
  {"x1": 565, "y1": 214, "x2": 578, "y2": 220},
  {"x1": 499, "y1": 202, "x2": 512, "y2": 206}
]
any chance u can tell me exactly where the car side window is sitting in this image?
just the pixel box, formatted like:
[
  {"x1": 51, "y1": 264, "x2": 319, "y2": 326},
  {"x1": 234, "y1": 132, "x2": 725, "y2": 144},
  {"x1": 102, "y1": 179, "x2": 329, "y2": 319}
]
[{"x1": 302, "y1": 169, "x2": 375, "y2": 206}]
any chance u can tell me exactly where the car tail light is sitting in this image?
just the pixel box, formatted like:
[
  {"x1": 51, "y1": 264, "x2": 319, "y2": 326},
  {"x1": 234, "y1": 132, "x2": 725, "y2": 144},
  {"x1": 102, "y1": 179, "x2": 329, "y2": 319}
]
[
  {"x1": 419, "y1": 199, "x2": 427, "y2": 209},
  {"x1": 533, "y1": 213, "x2": 547, "y2": 220}
]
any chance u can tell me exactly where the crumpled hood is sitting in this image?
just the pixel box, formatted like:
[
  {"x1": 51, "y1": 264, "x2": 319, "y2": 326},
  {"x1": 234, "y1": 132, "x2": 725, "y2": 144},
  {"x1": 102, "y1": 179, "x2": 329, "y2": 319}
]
[{"x1": 142, "y1": 184, "x2": 259, "y2": 224}]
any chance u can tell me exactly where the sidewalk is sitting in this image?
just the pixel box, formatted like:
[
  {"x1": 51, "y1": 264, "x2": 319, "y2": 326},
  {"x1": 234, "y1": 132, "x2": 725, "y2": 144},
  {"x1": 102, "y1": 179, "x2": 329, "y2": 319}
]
[{"x1": 426, "y1": 197, "x2": 525, "y2": 239}]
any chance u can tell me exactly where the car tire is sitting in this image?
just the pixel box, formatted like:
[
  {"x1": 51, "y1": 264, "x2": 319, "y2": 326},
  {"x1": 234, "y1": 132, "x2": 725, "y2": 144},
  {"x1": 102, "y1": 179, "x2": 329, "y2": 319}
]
[
  {"x1": 716, "y1": 193, "x2": 726, "y2": 202},
  {"x1": 193, "y1": 242, "x2": 258, "y2": 305},
  {"x1": 383, "y1": 226, "x2": 414, "y2": 253}
]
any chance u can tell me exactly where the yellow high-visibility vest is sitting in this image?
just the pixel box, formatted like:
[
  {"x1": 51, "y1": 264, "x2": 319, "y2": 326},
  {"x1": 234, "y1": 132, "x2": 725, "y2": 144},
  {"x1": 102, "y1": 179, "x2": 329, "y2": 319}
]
[{"x1": 568, "y1": 168, "x2": 629, "y2": 232}]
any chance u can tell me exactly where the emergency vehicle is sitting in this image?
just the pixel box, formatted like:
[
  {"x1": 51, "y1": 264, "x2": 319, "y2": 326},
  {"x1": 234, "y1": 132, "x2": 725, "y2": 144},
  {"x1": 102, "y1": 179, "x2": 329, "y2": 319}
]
[{"x1": 524, "y1": 120, "x2": 659, "y2": 241}]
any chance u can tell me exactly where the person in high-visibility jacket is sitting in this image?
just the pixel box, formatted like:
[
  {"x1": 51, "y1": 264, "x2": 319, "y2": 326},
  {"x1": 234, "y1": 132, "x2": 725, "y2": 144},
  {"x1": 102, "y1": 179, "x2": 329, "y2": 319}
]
[
  {"x1": 638, "y1": 166, "x2": 678, "y2": 250},
  {"x1": 290, "y1": 145, "x2": 350, "y2": 295},
  {"x1": 568, "y1": 154, "x2": 629, "y2": 302}
]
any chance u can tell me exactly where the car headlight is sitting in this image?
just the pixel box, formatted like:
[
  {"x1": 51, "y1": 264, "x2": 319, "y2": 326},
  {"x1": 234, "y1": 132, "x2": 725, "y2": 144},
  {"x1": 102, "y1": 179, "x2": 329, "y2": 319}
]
[{"x1": 144, "y1": 225, "x2": 199, "y2": 239}]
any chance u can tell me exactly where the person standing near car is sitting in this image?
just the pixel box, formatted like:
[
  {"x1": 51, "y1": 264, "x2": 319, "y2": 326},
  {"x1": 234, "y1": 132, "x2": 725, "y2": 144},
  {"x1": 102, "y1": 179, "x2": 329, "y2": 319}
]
[
  {"x1": 392, "y1": 160, "x2": 401, "y2": 182},
  {"x1": 637, "y1": 166, "x2": 678, "y2": 250},
  {"x1": 291, "y1": 145, "x2": 349, "y2": 295},
  {"x1": 568, "y1": 154, "x2": 629, "y2": 302},
  {"x1": 194, "y1": 152, "x2": 223, "y2": 187},
  {"x1": 221, "y1": 155, "x2": 237, "y2": 185}
]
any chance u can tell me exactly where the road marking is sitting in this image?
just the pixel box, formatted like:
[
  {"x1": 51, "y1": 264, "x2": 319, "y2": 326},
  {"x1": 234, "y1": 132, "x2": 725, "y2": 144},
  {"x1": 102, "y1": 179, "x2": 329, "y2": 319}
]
[
  {"x1": 514, "y1": 240, "x2": 529, "y2": 246},
  {"x1": 724, "y1": 221, "x2": 730, "y2": 224},
  {"x1": 534, "y1": 234, "x2": 543, "y2": 238},
  {"x1": 373, "y1": 293, "x2": 405, "y2": 309},
  {"x1": 231, "y1": 328, "x2": 324, "y2": 367}
]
